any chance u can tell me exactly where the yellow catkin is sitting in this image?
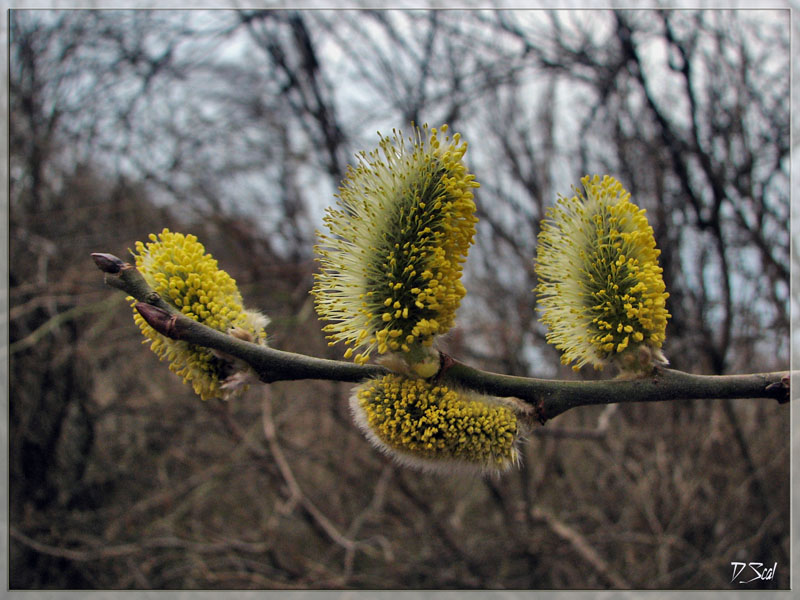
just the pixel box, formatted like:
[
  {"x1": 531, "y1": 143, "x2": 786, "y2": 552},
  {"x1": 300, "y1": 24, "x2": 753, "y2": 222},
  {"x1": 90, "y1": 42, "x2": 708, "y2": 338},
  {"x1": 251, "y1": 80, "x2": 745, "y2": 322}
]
[
  {"x1": 130, "y1": 228, "x2": 267, "y2": 400},
  {"x1": 535, "y1": 175, "x2": 670, "y2": 372},
  {"x1": 312, "y1": 124, "x2": 479, "y2": 369},
  {"x1": 349, "y1": 374, "x2": 520, "y2": 473}
]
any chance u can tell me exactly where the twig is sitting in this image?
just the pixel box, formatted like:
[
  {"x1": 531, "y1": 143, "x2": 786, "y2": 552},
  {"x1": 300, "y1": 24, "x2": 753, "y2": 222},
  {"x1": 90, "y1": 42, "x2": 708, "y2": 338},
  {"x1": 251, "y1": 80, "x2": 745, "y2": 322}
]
[
  {"x1": 531, "y1": 506, "x2": 630, "y2": 589},
  {"x1": 341, "y1": 464, "x2": 394, "y2": 581},
  {"x1": 93, "y1": 254, "x2": 384, "y2": 383},
  {"x1": 10, "y1": 527, "x2": 272, "y2": 562},
  {"x1": 10, "y1": 295, "x2": 125, "y2": 354},
  {"x1": 260, "y1": 390, "x2": 376, "y2": 561},
  {"x1": 92, "y1": 253, "x2": 792, "y2": 424}
]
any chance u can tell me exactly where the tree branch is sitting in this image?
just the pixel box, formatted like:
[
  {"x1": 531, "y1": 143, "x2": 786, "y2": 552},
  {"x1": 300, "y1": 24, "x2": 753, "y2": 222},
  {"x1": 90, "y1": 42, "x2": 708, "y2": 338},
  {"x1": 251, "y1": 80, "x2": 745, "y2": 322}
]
[
  {"x1": 444, "y1": 360, "x2": 789, "y2": 422},
  {"x1": 92, "y1": 253, "x2": 791, "y2": 424}
]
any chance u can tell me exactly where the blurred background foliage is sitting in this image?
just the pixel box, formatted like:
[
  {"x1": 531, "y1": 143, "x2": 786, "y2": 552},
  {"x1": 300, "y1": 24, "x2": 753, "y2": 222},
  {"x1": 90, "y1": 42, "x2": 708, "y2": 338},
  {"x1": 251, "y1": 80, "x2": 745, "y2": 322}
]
[{"x1": 9, "y1": 8, "x2": 790, "y2": 589}]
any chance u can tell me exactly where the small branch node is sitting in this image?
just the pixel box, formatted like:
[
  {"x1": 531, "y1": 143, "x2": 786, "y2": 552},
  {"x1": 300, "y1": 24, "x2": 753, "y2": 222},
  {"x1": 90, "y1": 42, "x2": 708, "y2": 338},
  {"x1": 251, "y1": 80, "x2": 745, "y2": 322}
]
[
  {"x1": 434, "y1": 352, "x2": 455, "y2": 381},
  {"x1": 535, "y1": 400, "x2": 548, "y2": 425},
  {"x1": 765, "y1": 373, "x2": 790, "y2": 404}
]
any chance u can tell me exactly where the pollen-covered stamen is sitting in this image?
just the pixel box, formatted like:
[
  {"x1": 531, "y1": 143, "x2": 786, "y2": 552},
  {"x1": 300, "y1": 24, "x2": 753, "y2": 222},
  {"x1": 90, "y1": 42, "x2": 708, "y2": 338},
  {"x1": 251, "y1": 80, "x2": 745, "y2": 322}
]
[
  {"x1": 130, "y1": 228, "x2": 268, "y2": 400},
  {"x1": 312, "y1": 124, "x2": 479, "y2": 367},
  {"x1": 349, "y1": 374, "x2": 521, "y2": 473},
  {"x1": 535, "y1": 175, "x2": 670, "y2": 372}
]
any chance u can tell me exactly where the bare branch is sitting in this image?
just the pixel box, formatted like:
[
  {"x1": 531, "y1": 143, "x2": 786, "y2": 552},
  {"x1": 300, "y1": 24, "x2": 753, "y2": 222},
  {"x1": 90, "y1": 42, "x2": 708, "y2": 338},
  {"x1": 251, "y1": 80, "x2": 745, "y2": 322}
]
[
  {"x1": 531, "y1": 506, "x2": 630, "y2": 589},
  {"x1": 445, "y1": 360, "x2": 789, "y2": 423}
]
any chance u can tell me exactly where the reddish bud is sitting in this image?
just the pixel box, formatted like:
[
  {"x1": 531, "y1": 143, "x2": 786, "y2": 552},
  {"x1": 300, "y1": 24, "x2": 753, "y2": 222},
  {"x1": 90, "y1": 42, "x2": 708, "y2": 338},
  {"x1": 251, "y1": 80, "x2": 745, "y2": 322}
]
[
  {"x1": 135, "y1": 302, "x2": 179, "y2": 339},
  {"x1": 91, "y1": 253, "x2": 128, "y2": 274}
]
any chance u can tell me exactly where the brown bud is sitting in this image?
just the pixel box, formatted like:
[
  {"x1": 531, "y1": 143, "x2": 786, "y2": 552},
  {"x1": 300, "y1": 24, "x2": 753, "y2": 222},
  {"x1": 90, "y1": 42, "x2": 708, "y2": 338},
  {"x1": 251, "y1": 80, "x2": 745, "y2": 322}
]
[
  {"x1": 91, "y1": 253, "x2": 128, "y2": 273},
  {"x1": 135, "y1": 302, "x2": 179, "y2": 339}
]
